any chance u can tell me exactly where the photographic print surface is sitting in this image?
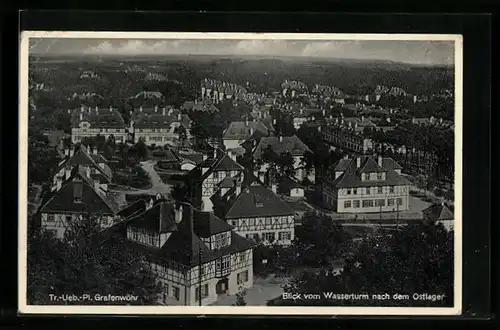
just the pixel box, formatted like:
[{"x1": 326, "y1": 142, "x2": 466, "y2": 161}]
[{"x1": 19, "y1": 32, "x2": 462, "y2": 315}]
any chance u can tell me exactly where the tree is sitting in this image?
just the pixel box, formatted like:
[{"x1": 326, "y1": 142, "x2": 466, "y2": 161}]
[
  {"x1": 28, "y1": 130, "x2": 61, "y2": 184},
  {"x1": 170, "y1": 182, "x2": 190, "y2": 202},
  {"x1": 133, "y1": 140, "x2": 149, "y2": 161},
  {"x1": 233, "y1": 287, "x2": 248, "y2": 306},
  {"x1": 295, "y1": 211, "x2": 350, "y2": 267},
  {"x1": 27, "y1": 213, "x2": 162, "y2": 305},
  {"x1": 275, "y1": 222, "x2": 454, "y2": 307}
]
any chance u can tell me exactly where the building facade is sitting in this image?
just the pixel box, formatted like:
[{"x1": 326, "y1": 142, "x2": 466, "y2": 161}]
[
  {"x1": 124, "y1": 201, "x2": 255, "y2": 306},
  {"x1": 321, "y1": 155, "x2": 412, "y2": 214},
  {"x1": 70, "y1": 106, "x2": 127, "y2": 144}
]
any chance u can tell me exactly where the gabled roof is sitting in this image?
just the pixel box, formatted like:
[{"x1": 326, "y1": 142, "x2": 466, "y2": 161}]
[
  {"x1": 358, "y1": 157, "x2": 385, "y2": 173},
  {"x1": 193, "y1": 210, "x2": 233, "y2": 238},
  {"x1": 57, "y1": 146, "x2": 112, "y2": 182},
  {"x1": 127, "y1": 200, "x2": 178, "y2": 234},
  {"x1": 132, "y1": 108, "x2": 182, "y2": 129},
  {"x1": 253, "y1": 135, "x2": 311, "y2": 159},
  {"x1": 223, "y1": 121, "x2": 270, "y2": 141},
  {"x1": 70, "y1": 107, "x2": 126, "y2": 129},
  {"x1": 125, "y1": 203, "x2": 255, "y2": 267},
  {"x1": 328, "y1": 156, "x2": 411, "y2": 189},
  {"x1": 154, "y1": 148, "x2": 181, "y2": 163},
  {"x1": 117, "y1": 199, "x2": 147, "y2": 220},
  {"x1": 422, "y1": 203, "x2": 454, "y2": 221},
  {"x1": 278, "y1": 176, "x2": 304, "y2": 192},
  {"x1": 218, "y1": 176, "x2": 235, "y2": 189},
  {"x1": 224, "y1": 185, "x2": 294, "y2": 219},
  {"x1": 334, "y1": 159, "x2": 351, "y2": 172},
  {"x1": 40, "y1": 169, "x2": 118, "y2": 215}
]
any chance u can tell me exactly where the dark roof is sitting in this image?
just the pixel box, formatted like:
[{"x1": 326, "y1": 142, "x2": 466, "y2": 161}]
[
  {"x1": 253, "y1": 135, "x2": 311, "y2": 159},
  {"x1": 327, "y1": 156, "x2": 411, "y2": 189},
  {"x1": 57, "y1": 146, "x2": 112, "y2": 181},
  {"x1": 180, "y1": 152, "x2": 204, "y2": 165},
  {"x1": 193, "y1": 210, "x2": 233, "y2": 238},
  {"x1": 125, "y1": 203, "x2": 255, "y2": 267},
  {"x1": 117, "y1": 199, "x2": 147, "y2": 219},
  {"x1": 223, "y1": 121, "x2": 270, "y2": 140},
  {"x1": 422, "y1": 204, "x2": 454, "y2": 221},
  {"x1": 70, "y1": 107, "x2": 126, "y2": 129},
  {"x1": 91, "y1": 153, "x2": 108, "y2": 164},
  {"x1": 127, "y1": 200, "x2": 178, "y2": 233},
  {"x1": 382, "y1": 158, "x2": 403, "y2": 170},
  {"x1": 225, "y1": 185, "x2": 294, "y2": 219},
  {"x1": 132, "y1": 112, "x2": 181, "y2": 129},
  {"x1": 154, "y1": 148, "x2": 181, "y2": 162},
  {"x1": 358, "y1": 157, "x2": 385, "y2": 173},
  {"x1": 334, "y1": 159, "x2": 351, "y2": 171},
  {"x1": 40, "y1": 170, "x2": 118, "y2": 215},
  {"x1": 278, "y1": 176, "x2": 304, "y2": 192}
]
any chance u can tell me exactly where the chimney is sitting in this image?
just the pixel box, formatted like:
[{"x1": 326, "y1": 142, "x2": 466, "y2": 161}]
[
  {"x1": 65, "y1": 168, "x2": 71, "y2": 180},
  {"x1": 67, "y1": 109, "x2": 71, "y2": 114},
  {"x1": 175, "y1": 204, "x2": 184, "y2": 223},
  {"x1": 317, "y1": 126, "x2": 322, "y2": 132},
  {"x1": 56, "y1": 177, "x2": 63, "y2": 190},
  {"x1": 250, "y1": 127, "x2": 254, "y2": 136},
  {"x1": 129, "y1": 110, "x2": 133, "y2": 116},
  {"x1": 93, "y1": 147, "x2": 97, "y2": 155},
  {"x1": 177, "y1": 113, "x2": 181, "y2": 121},
  {"x1": 356, "y1": 157, "x2": 361, "y2": 168},
  {"x1": 279, "y1": 136, "x2": 283, "y2": 142},
  {"x1": 300, "y1": 108, "x2": 303, "y2": 115},
  {"x1": 245, "y1": 119, "x2": 249, "y2": 126},
  {"x1": 154, "y1": 106, "x2": 158, "y2": 112},
  {"x1": 140, "y1": 106, "x2": 143, "y2": 112},
  {"x1": 235, "y1": 182, "x2": 242, "y2": 196},
  {"x1": 94, "y1": 178, "x2": 100, "y2": 191},
  {"x1": 378, "y1": 155, "x2": 383, "y2": 167},
  {"x1": 146, "y1": 198, "x2": 154, "y2": 210},
  {"x1": 162, "y1": 107, "x2": 166, "y2": 115},
  {"x1": 79, "y1": 113, "x2": 83, "y2": 121},
  {"x1": 202, "y1": 154, "x2": 208, "y2": 161},
  {"x1": 213, "y1": 147, "x2": 217, "y2": 159},
  {"x1": 228, "y1": 151, "x2": 236, "y2": 162},
  {"x1": 343, "y1": 155, "x2": 349, "y2": 160},
  {"x1": 271, "y1": 183, "x2": 277, "y2": 194},
  {"x1": 322, "y1": 109, "x2": 326, "y2": 116},
  {"x1": 69, "y1": 149, "x2": 75, "y2": 157},
  {"x1": 86, "y1": 167, "x2": 91, "y2": 178}
]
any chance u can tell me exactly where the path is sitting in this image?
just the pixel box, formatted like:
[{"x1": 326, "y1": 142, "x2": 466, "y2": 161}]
[{"x1": 118, "y1": 161, "x2": 173, "y2": 198}]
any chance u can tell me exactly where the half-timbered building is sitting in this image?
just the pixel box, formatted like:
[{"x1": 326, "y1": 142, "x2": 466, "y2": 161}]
[
  {"x1": 188, "y1": 148, "x2": 245, "y2": 212},
  {"x1": 39, "y1": 165, "x2": 124, "y2": 239},
  {"x1": 123, "y1": 201, "x2": 255, "y2": 306},
  {"x1": 212, "y1": 182, "x2": 295, "y2": 246},
  {"x1": 52, "y1": 144, "x2": 113, "y2": 193}
]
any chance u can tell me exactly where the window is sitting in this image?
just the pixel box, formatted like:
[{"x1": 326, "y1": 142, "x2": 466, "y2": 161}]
[
  {"x1": 239, "y1": 252, "x2": 247, "y2": 263},
  {"x1": 378, "y1": 187, "x2": 383, "y2": 194},
  {"x1": 344, "y1": 200, "x2": 352, "y2": 208},
  {"x1": 265, "y1": 218, "x2": 272, "y2": 226},
  {"x1": 347, "y1": 189, "x2": 351, "y2": 195},
  {"x1": 172, "y1": 286, "x2": 180, "y2": 300},
  {"x1": 65, "y1": 215, "x2": 72, "y2": 223},
  {"x1": 195, "y1": 284, "x2": 209, "y2": 300},
  {"x1": 263, "y1": 232, "x2": 275, "y2": 242},
  {"x1": 231, "y1": 220, "x2": 238, "y2": 228},
  {"x1": 48, "y1": 229, "x2": 58, "y2": 237},
  {"x1": 163, "y1": 282, "x2": 169, "y2": 296},
  {"x1": 214, "y1": 233, "x2": 229, "y2": 249},
  {"x1": 377, "y1": 173, "x2": 383, "y2": 180},
  {"x1": 389, "y1": 186, "x2": 395, "y2": 193},
  {"x1": 366, "y1": 187, "x2": 371, "y2": 195},
  {"x1": 388, "y1": 198, "x2": 395, "y2": 206},
  {"x1": 47, "y1": 214, "x2": 55, "y2": 222},
  {"x1": 237, "y1": 270, "x2": 249, "y2": 284},
  {"x1": 353, "y1": 189, "x2": 357, "y2": 195},
  {"x1": 353, "y1": 200, "x2": 360, "y2": 208},
  {"x1": 397, "y1": 198, "x2": 403, "y2": 206},
  {"x1": 253, "y1": 233, "x2": 260, "y2": 241},
  {"x1": 363, "y1": 173, "x2": 369, "y2": 181},
  {"x1": 278, "y1": 231, "x2": 291, "y2": 241},
  {"x1": 375, "y1": 199, "x2": 385, "y2": 207},
  {"x1": 362, "y1": 199, "x2": 374, "y2": 208}
]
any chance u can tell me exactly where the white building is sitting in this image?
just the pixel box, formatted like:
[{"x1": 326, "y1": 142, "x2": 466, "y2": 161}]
[
  {"x1": 212, "y1": 182, "x2": 295, "y2": 246},
  {"x1": 321, "y1": 155, "x2": 412, "y2": 214},
  {"x1": 70, "y1": 106, "x2": 127, "y2": 144},
  {"x1": 222, "y1": 119, "x2": 271, "y2": 150},
  {"x1": 131, "y1": 106, "x2": 192, "y2": 147},
  {"x1": 124, "y1": 200, "x2": 255, "y2": 306},
  {"x1": 39, "y1": 165, "x2": 124, "y2": 239}
]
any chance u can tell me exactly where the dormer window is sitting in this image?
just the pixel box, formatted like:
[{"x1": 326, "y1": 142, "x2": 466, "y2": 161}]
[
  {"x1": 377, "y1": 173, "x2": 383, "y2": 180},
  {"x1": 256, "y1": 202, "x2": 264, "y2": 208}
]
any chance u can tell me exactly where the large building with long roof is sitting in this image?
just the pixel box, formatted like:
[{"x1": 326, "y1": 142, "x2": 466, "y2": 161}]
[{"x1": 70, "y1": 106, "x2": 127, "y2": 144}]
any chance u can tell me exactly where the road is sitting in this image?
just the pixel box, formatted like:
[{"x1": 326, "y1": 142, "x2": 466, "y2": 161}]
[{"x1": 115, "y1": 161, "x2": 173, "y2": 199}]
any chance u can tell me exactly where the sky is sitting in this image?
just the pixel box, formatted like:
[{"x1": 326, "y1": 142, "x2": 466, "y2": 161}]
[{"x1": 29, "y1": 38, "x2": 455, "y2": 66}]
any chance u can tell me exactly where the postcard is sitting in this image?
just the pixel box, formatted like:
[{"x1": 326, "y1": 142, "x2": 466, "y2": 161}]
[{"x1": 19, "y1": 31, "x2": 462, "y2": 316}]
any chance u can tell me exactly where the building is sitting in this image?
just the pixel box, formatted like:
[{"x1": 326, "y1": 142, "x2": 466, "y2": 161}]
[
  {"x1": 222, "y1": 119, "x2": 271, "y2": 150},
  {"x1": 181, "y1": 100, "x2": 219, "y2": 113},
  {"x1": 52, "y1": 144, "x2": 113, "y2": 192},
  {"x1": 70, "y1": 106, "x2": 127, "y2": 144},
  {"x1": 131, "y1": 106, "x2": 192, "y2": 147},
  {"x1": 188, "y1": 148, "x2": 246, "y2": 212},
  {"x1": 39, "y1": 165, "x2": 123, "y2": 239},
  {"x1": 422, "y1": 202, "x2": 454, "y2": 231},
  {"x1": 321, "y1": 124, "x2": 374, "y2": 154},
  {"x1": 252, "y1": 135, "x2": 315, "y2": 184},
  {"x1": 123, "y1": 200, "x2": 255, "y2": 305},
  {"x1": 212, "y1": 182, "x2": 295, "y2": 246},
  {"x1": 320, "y1": 155, "x2": 412, "y2": 213},
  {"x1": 278, "y1": 176, "x2": 305, "y2": 198}
]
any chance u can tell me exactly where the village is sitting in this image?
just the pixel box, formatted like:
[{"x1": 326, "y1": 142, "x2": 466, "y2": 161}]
[{"x1": 28, "y1": 58, "x2": 455, "y2": 306}]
